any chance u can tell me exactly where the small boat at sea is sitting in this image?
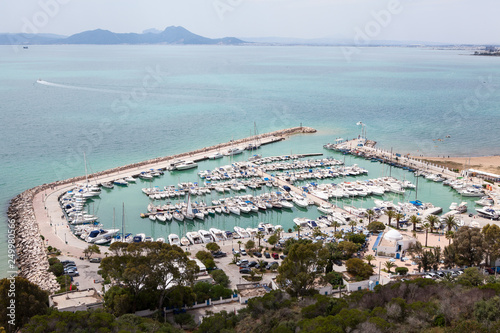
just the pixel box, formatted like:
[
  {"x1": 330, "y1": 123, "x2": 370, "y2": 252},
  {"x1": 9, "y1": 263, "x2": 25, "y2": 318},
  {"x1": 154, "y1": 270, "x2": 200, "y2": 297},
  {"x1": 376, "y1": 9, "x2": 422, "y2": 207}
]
[
  {"x1": 133, "y1": 233, "x2": 146, "y2": 242},
  {"x1": 156, "y1": 237, "x2": 165, "y2": 243},
  {"x1": 176, "y1": 161, "x2": 198, "y2": 170},
  {"x1": 101, "y1": 182, "x2": 114, "y2": 189},
  {"x1": 208, "y1": 152, "x2": 223, "y2": 160},
  {"x1": 124, "y1": 176, "x2": 136, "y2": 183},
  {"x1": 225, "y1": 147, "x2": 243, "y2": 156},
  {"x1": 85, "y1": 228, "x2": 120, "y2": 243}
]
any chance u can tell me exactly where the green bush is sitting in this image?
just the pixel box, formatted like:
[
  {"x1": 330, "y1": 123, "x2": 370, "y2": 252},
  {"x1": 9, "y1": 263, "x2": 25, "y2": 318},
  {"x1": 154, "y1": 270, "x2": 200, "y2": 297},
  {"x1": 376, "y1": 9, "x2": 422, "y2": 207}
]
[
  {"x1": 395, "y1": 267, "x2": 408, "y2": 275},
  {"x1": 367, "y1": 222, "x2": 385, "y2": 233}
]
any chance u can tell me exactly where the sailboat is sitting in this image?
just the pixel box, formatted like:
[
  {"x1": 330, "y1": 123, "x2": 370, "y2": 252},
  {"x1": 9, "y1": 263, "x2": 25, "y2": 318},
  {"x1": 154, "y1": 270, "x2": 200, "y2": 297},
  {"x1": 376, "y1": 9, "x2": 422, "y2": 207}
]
[{"x1": 184, "y1": 193, "x2": 195, "y2": 220}]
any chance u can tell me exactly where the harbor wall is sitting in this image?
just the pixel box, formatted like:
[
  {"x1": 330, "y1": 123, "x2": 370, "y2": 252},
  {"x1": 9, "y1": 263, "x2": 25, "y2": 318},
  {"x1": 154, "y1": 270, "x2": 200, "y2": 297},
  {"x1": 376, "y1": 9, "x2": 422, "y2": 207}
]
[{"x1": 6, "y1": 126, "x2": 316, "y2": 293}]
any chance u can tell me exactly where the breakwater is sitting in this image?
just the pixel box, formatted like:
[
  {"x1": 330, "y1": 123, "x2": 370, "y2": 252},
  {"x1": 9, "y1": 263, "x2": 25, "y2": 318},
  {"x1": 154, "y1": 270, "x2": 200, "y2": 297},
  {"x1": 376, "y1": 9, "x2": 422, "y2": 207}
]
[{"x1": 6, "y1": 126, "x2": 316, "y2": 293}]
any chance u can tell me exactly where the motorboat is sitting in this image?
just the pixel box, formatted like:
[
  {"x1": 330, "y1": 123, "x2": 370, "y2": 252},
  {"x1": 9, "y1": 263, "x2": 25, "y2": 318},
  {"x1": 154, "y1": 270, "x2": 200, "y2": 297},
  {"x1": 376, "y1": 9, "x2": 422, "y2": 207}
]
[
  {"x1": 144, "y1": 236, "x2": 154, "y2": 242},
  {"x1": 101, "y1": 182, "x2": 114, "y2": 189},
  {"x1": 208, "y1": 152, "x2": 223, "y2": 160},
  {"x1": 224, "y1": 230, "x2": 234, "y2": 240},
  {"x1": 181, "y1": 237, "x2": 190, "y2": 247},
  {"x1": 156, "y1": 237, "x2": 165, "y2": 243},
  {"x1": 292, "y1": 196, "x2": 309, "y2": 208},
  {"x1": 168, "y1": 233, "x2": 181, "y2": 246},
  {"x1": 210, "y1": 228, "x2": 225, "y2": 242},
  {"x1": 238, "y1": 202, "x2": 252, "y2": 214},
  {"x1": 317, "y1": 203, "x2": 335, "y2": 214},
  {"x1": 85, "y1": 228, "x2": 119, "y2": 243},
  {"x1": 176, "y1": 161, "x2": 198, "y2": 170},
  {"x1": 460, "y1": 188, "x2": 484, "y2": 197},
  {"x1": 279, "y1": 199, "x2": 293, "y2": 209},
  {"x1": 156, "y1": 213, "x2": 167, "y2": 222},
  {"x1": 228, "y1": 205, "x2": 241, "y2": 215},
  {"x1": 198, "y1": 229, "x2": 213, "y2": 243},
  {"x1": 186, "y1": 231, "x2": 203, "y2": 244},
  {"x1": 475, "y1": 196, "x2": 494, "y2": 206},
  {"x1": 173, "y1": 211, "x2": 184, "y2": 221},
  {"x1": 476, "y1": 207, "x2": 499, "y2": 219},
  {"x1": 293, "y1": 217, "x2": 310, "y2": 228},
  {"x1": 113, "y1": 179, "x2": 128, "y2": 186},
  {"x1": 133, "y1": 233, "x2": 146, "y2": 243},
  {"x1": 234, "y1": 226, "x2": 250, "y2": 238},
  {"x1": 124, "y1": 176, "x2": 136, "y2": 183},
  {"x1": 225, "y1": 148, "x2": 243, "y2": 156}
]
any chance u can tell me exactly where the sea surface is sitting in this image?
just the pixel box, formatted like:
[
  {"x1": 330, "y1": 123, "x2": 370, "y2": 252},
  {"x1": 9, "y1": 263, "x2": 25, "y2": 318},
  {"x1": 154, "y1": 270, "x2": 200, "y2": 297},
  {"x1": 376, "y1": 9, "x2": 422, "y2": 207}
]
[{"x1": 1, "y1": 45, "x2": 500, "y2": 278}]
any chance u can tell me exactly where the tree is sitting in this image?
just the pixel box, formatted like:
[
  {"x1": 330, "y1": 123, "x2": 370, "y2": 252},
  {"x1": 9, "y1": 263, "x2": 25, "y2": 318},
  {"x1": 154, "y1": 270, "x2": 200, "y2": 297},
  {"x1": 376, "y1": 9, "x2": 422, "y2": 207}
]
[
  {"x1": 174, "y1": 313, "x2": 195, "y2": 330},
  {"x1": 366, "y1": 209, "x2": 375, "y2": 224},
  {"x1": 245, "y1": 239, "x2": 256, "y2": 250},
  {"x1": 255, "y1": 231, "x2": 264, "y2": 247},
  {"x1": 445, "y1": 230, "x2": 454, "y2": 245},
  {"x1": 453, "y1": 226, "x2": 484, "y2": 267},
  {"x1": 444, "y1": 215, "x2": 457, "y2": 232},
  {"x1": 367, "y1": 221, "x2": 385, "y2": 233},
  {"x1": 385, "y1": 210, "x2": 396, "y2": 227},
  {"x1": 426, "y1": 214, "x2": 440, "y2": 233},
  {"x1": 83, "y1": 244, "x2": 101, "y2": 259},
  {"x1": 232, "y1": 252, "x2": 240, "y2": 264},
  {"x1": 0, "y1": 277, "x2": 49, "y2": 331},
  {"x1": 384, "y1": 261, "x2": 396, "y2": 273},
  {"x1": 196, "y1": 250, "x2": 216, "y2": 269},
  {"x1": 331, "y1": 221, "x2": 340, "y2": 233},
  {"x1": 395, "y1": 213, "x2": 405, "y2": 230},
  {"x1": 443, "y1": 244, "x2": 457, "y2": 269},
  {"x1": 348, "y1": 220, "x2": 357, "y2": 233},
  {"x1": 457, "y1": 267, "x2": 485, "y2": 287},
  {"x1": 338, "y1": 241, "x2": 359, "y2": 259},
  {"x1": 276, "y1": 242, "x2": 329, "y2": 297},
  {"x1": 482, "y1": 224, "x2": 500, "y2": 266},
  {"x1": 345, "y1": 258, "x2": 374, "y2": 280},
  {"x1": 206, "y1": 242, "x2": 220, "y2": 252},
  {"x1": 364, "y1": 254, "x2": 375, "y2": 266},
  {"x1": 422, "y1": 221, "x2": 432, "y2": 247},
  {"x1": 267, "y1": 234, "x2": 278, "y2": 248},
  {"x1": 313, "y1": 227, "x2": 326, "y2": 238},
  {"x1": 210, "y1": 270, "x2": 230, "y2": 287},
  {"x1": 409, "y1": 215, "x2": 421, "y2": 233},
  {"x1": 237, "y1": 240, "x2": 242, "y2": 250},
  {"x1": 293, "y1": 224, "x2": 303, "y2": 239}
]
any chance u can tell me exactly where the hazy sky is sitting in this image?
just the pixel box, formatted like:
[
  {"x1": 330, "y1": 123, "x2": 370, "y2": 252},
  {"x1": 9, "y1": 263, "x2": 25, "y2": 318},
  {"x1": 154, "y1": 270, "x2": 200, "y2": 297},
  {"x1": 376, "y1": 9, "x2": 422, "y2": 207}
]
[{"x1": 1, "y1": 0, "x2": 499, "y2": 44}]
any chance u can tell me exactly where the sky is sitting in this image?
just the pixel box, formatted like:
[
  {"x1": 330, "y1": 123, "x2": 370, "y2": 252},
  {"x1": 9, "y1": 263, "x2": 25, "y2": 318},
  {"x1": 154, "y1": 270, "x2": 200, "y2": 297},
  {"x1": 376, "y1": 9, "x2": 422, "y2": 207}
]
[{"x1": 1, "y1": 0, "x2": 499, "y2": 44}]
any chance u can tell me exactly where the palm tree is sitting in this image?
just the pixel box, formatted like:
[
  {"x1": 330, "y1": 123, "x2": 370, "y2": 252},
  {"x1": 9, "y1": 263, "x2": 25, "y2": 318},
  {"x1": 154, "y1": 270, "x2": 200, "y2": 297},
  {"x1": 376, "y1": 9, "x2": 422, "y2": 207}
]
[
  {"x1": 444, "y1": 215, "x2": 457, "y2": 232},
  {"x1": 409, "y1": 215, "x2": 421, "y2": 233},
  {"x1": 364, "y1": 254, "x2": 375, "y2": 266},
  {"x1": 237, "y1": 240, "x2": 242, "y2": 251},
  {"x1": 257, "y1": 259, "x2": 266, "y2": 272},
  {"x1": 367, "y1": 209, "x2": 375, "y2": 224},
  {"x1": 384, "y1": 261, "x2": 396, "y2": 273},
  {"x1": 425, "y1": 215, "x2": 439, "y2": 233},
  {"x1": 312, "y1": 227, "x2": 326, "y2": 238},
  {"x1": 348, "y1": 220, "x2": 357, "y2": 233},
  {"x1": 274, "y1": 227, "x2": 283, "y2": 240},
  {"x1": 331, "y1": 221, "x2": 340, "y2": 233},
  {"x1": 422, "y1": 221, "x2": 431, "y2": 247},
  {"x1": 385, "y1": 210, "x2": 396, "y2": 227},
  {"x1": 293, "y1": 224, "x2": 302, "y2": 239},
  {"x1": 395, "y1": 213, "x2": 405, "y2": 230},
  {"x1": 233, "y1": 252, "x2": 241, "y2": 264},
  {"x1": 445, "y1": 230, "x2": 454, "y2": 245},
  {"x1": 255, "y1": 231, "x2": 264, "y2": 248}
]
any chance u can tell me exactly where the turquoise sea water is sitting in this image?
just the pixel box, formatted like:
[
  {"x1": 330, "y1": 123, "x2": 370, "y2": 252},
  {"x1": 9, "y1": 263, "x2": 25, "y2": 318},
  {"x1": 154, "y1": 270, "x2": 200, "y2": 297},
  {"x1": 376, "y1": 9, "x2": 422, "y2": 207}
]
[{"x1": 1, "y1": 45, "x2": 499, "y2": 278}]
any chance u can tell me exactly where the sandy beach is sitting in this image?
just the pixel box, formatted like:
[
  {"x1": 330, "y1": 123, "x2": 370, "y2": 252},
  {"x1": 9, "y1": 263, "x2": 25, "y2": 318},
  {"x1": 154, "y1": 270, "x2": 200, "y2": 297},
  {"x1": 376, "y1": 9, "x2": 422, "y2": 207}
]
[{"x1": 415, "y1": 155, "x2": 500, "y2": 175}]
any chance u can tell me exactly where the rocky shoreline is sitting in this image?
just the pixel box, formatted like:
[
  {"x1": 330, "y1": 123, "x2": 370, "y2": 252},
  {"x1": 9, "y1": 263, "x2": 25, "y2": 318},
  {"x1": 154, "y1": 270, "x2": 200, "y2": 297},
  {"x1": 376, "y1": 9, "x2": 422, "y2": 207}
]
[{"x1": 6, "y1": 126, "x2": 316, "y2": 293}]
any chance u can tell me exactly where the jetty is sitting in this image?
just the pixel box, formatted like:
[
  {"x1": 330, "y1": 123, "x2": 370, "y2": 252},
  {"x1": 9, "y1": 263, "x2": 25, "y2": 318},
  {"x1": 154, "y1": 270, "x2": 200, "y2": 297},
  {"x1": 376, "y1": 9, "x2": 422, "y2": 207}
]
[{"x1": 9, "y1": 126, "x2": 316, "y2": 292}]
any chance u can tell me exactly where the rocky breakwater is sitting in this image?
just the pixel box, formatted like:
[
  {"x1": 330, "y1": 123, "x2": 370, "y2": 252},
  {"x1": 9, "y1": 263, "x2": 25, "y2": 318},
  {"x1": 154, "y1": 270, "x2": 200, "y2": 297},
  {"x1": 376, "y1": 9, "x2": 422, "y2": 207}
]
[{"x1": 7, "y1": 187, "x2": 59, "y2": 293}]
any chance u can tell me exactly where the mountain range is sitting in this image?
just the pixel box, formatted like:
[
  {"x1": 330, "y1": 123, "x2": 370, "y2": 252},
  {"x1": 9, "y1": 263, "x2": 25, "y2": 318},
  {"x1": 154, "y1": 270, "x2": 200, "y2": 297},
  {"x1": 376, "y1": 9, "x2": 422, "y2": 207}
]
[{"x1": 0, "y1": 26, "x2": 245, "y2": 45}]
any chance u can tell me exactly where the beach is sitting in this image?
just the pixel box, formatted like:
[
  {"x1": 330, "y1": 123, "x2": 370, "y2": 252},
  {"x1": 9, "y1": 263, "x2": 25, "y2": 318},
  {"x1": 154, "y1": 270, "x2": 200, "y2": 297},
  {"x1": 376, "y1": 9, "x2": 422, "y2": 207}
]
[{"x1": 416, "y1": 156, "x2": 500, "y2": 175}]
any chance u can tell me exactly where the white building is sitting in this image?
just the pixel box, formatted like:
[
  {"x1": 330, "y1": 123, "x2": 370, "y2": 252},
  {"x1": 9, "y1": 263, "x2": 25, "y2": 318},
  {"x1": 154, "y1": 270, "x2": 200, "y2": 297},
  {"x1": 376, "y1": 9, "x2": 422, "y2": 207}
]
[{"x1": 375, "y1": 229, "x2": 416, "y2": 259}]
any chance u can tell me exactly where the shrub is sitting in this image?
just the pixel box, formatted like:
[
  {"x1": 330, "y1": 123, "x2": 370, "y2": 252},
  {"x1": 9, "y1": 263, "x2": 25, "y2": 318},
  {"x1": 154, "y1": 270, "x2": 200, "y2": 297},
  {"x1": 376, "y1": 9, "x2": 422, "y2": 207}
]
[
  {"x1": 395, "y1": 267, "x2": 408, "y2": 275},
  {"x1": 367, "y1": 222, "x2": 385, "y2": 233}
]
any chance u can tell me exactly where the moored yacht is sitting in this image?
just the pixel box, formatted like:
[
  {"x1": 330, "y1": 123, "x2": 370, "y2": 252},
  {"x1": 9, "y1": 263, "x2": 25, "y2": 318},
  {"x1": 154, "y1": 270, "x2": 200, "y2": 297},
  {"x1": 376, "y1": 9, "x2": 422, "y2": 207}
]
[{"x1": 168, "y1": 233, "x2": 181, "y2": 246}]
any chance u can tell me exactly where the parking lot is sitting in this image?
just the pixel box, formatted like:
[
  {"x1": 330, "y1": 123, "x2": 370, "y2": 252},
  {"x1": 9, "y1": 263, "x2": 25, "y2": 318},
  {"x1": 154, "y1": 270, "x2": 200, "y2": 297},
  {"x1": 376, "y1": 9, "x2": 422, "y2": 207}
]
[{"x1": 58, "y1": 255, "x2": 103, "y2": 291}]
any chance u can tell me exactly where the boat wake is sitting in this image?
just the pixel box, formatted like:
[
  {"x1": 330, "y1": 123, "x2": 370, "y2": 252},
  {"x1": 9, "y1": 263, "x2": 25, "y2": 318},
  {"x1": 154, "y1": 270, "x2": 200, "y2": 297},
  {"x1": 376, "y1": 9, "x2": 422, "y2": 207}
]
[{"x1": 35, "y1": 79, "x2": 128, "y2": 94}]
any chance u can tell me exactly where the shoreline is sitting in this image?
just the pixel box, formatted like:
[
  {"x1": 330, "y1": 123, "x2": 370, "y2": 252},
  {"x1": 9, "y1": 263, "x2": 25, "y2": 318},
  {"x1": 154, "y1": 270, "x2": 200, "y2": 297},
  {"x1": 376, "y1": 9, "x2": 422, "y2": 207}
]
[
  {"x1": 7, "y1": 126, "x2": 316, "y2": 292},
  {"x1": 412, "y1": 155, "x2": 500, "y2": 175}
]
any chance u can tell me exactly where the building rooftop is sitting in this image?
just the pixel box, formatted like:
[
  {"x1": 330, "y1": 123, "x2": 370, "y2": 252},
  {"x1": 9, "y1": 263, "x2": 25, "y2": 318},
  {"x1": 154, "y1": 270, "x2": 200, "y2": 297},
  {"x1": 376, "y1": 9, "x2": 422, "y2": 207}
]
[{"x1": 50, "y1": 288, "x2": 102, "y2": 311}]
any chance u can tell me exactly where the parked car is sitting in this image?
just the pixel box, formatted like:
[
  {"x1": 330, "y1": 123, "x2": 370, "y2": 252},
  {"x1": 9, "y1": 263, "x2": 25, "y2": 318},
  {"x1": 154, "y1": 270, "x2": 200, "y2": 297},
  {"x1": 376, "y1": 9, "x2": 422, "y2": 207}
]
[
  {"x1": 280, "y1": 255, "x2": 287, "y2": 260},
  {"x1": 61, "y1": 260, "x2": 75, "y2": 265},
  {"x1": 485, "y1": 268, "x2": 495, "y2": 275},
  {"x1": 240, "y1": 268, "x2": 252, "y2": 274},
  {"x1": 253, "y1": 252, "x2": 262, "y2": 258},
  {"x1": 272, "y1": 253, "x2": 279, "y2": 260},
  {"x1": 248, "y1": 261, "x2": 258, "y2": 267},
  {"x1": 212, "y1": 251, "x2": 227, "y2": 258},
  {"x1": 66, "y1": 270, "x2": 79, "y2": 277},
  {"x1": 264, "y1": 252, "x2": 271, "y2": 259},
  {"x1": 237, "y1": 259, "x2": 249, "y2": 266},
  {"x1": 240, "y1": 249, "x2": 247, "y2": 256},
  {"x1": 89, "y1": 257, "x2": 101, "y2": 263}
]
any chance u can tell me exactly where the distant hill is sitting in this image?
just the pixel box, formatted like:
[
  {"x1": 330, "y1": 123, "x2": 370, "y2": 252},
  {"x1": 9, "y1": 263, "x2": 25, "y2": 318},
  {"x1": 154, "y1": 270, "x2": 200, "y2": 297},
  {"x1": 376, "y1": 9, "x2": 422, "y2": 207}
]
[{"x1": 0, "y1": 26, "x2": 245, "y2": 45}]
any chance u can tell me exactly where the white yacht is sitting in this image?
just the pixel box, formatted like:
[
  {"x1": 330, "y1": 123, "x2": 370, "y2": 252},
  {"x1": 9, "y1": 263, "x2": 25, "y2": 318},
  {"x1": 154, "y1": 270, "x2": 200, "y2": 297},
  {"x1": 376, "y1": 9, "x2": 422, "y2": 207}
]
[
  {"x1": 234, "y1": 226, "x2": 250, "y2": 238},
  {"x1": 209, "y1": 228, "x2": 225, "y2": 242},
  {"x1": 225, "y1": 147, "x2": 243, "y2": 156},
  {"x1": 208, "y1": 152, "x2": 223, "y2": 160},
  {"x1": 317, "y1": 203, "x2": 335, "y2": 215},
  {"x1": 238, "y1": 202, "x2": 252, "y2": 214},
  {"x1": 156, "y1": 237, "x2": 165, "y2": 243},
  {"x1": 133, "y1": 233, "x2": 146, "y2": 243},
  {"x1": 168, "y1": 233, "x2": 181, "y2": 246},
  {"x1": 186, "y1": 231, "x2": 203, "y2": 244},
  {"x1": 124, "y1": 176, "x2": 136, "y2": 183},
  {"x1": 85, "y1": 228, "x2": 119, "y2": 243},
  {"x1": 176, "y1": 161, "x2": 198, "y2": 170},
  {"x1": 198, "y1": 229, "x2": 213, "y2": 243}
]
